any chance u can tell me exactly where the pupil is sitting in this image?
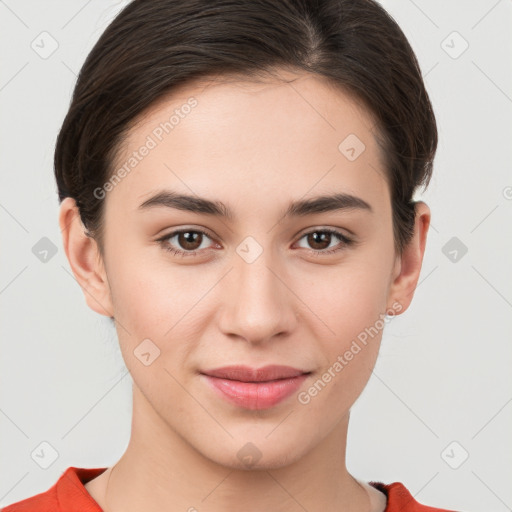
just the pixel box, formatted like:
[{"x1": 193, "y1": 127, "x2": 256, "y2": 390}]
[
  {"x1": 181, "y1": 231, "x2": 200, "y2": 249},
  {"x1": 310, "y1": 232, "x2": 330, "y2": 250}
]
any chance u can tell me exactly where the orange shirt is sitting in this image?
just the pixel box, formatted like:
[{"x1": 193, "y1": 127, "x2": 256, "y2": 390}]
[{"x1": 1, "y1": 466, "x2": 459, "y2": 511}]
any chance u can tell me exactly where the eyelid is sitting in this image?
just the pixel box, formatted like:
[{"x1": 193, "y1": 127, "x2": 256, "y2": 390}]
[
  {"x1": 157, "y1": 225, "x2": 355, "y2": 259},
  {"x1": 156, "y1": 225, "x2": 217, "y2": 242},
  {"x1": 156, "y1": 225, "x2": 353, "y2": 244},
  {"x1": 293, "y1": 227, "x2": 354, "y2": 252},
  {"x1": 296, "y1": 225, "x2": 353, "y2": 240}
]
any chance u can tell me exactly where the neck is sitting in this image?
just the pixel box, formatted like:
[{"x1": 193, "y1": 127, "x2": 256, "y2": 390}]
[{"x1": 102, "y1": 384, "x2": 372, "y2": 512}]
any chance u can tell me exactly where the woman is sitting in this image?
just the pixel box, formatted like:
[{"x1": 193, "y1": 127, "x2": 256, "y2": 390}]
[{"x1": 3, "y1": 0, "x2": 459, "y2": 510}]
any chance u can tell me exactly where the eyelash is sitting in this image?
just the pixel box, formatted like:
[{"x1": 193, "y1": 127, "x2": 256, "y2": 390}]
[{"x1": 156, "y1": 227, "x2": 354, "y2": 258}]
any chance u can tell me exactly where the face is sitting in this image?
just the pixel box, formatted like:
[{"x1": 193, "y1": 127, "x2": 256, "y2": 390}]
[{"x1": 62, "y1": 69, "x2": 425, "y2": 470}]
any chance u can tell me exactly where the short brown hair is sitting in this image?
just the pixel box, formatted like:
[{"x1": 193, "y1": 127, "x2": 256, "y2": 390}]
[{"x1": 54, "y1": 0, "x2": 437, "y2": 257}]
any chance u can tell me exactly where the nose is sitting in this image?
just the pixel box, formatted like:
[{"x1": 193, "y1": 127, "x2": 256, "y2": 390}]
[{"x1": 217, "y1": 246, "x2": 298, "y2": 345}]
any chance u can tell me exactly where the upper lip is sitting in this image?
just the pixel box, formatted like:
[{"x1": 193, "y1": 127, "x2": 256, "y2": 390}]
[{"x1": 201, "y1": 365, "x2": 310, "y2": 382}]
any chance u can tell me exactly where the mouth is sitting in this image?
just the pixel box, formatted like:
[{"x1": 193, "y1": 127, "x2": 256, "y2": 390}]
[{"x1": 199, "y1": 365, "x2": 312, "y2": 410}]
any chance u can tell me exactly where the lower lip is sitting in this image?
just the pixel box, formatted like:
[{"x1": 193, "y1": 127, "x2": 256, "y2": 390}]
[{"x1": 201, "y1": 373, "x2": 309, "y2": 410}]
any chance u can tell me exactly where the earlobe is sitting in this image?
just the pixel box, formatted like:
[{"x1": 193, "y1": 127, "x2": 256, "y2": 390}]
[
  {"x1": 387, "y1": 201, "x2": 431, "y2": 314},
  {"x1": 58, "y1": 197, "x2": 114, "y2": 318}
]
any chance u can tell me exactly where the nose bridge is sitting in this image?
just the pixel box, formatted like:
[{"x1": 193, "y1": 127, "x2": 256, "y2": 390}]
[
  {"x1": 219, "y1": 236, "x2": 296, "y2": 342},
  {"x1": 237, "y1": 244, "x2": 279, "y2": 297}
]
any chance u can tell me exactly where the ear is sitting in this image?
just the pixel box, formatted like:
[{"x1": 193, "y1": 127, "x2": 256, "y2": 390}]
[
  {"x1": 58, "y1": 197, "x2": 114, "y2": 318},
  {"x1": 387, "y1": 201, "x2": 431, "y2": 314}
]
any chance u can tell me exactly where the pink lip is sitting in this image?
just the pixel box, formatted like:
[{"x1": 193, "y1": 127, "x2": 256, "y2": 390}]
[{"x1": 200, "y1": 365, "x2": 311, "y2": 410}]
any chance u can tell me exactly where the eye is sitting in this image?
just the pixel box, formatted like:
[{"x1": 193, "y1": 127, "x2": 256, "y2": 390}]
[
  {"x1": 156, "y1": 228, "x2": 217, "y2": 257},
  {"x1": 295, "y1": 228, "x2": 354, "y2": 256},
  {"x1": 156, "y1": 227, "x2": 354, "y2": 258}
]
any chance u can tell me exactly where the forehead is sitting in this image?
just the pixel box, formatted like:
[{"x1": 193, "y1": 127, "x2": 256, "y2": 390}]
[
  {"x1": 107, "y1": 69, "x2": 390, "y2": 218},
  {"x1": 126, "y1": 69, "x2": 382, "y2": 150}
]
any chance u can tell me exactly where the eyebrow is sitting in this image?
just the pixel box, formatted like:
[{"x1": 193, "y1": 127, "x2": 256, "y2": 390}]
[{"x1": 137, "y1": 190, "x2": 373, "y2": 220}]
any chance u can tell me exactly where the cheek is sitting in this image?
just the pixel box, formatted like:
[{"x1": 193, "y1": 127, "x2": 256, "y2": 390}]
[
  {"x1": 105, "y1": 255, "x2": 202, "y2": 388},
  {"x1": 292, "y1": 253, "x2": 391, "y2": 399},
  {"x1": 106, "y1": 231, "x2": 192, "y2": 318},
  {"x1": 295, "y1": 265, "x2": 387, "y2": 413},
  {"x1": 296, "y1": 260, "x2": 390, "y2": 339},
  {"x1": 104, "y1": 241, "x2": 184, "y2": 344}
]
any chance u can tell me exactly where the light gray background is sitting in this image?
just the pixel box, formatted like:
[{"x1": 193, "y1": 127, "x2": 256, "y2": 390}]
[{"x1": 1, "y1": 1, "x2": 511, "y2": 510}]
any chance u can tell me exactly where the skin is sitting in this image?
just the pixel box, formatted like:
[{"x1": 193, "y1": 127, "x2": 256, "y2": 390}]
[{"x1": 59, "y1": 68, "x2": 430, "y2": 512}]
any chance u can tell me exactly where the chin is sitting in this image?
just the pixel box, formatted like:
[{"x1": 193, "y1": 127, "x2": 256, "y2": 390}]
[{"x1": 198, "y1": 434, "x2": 307, "y2": 471}]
